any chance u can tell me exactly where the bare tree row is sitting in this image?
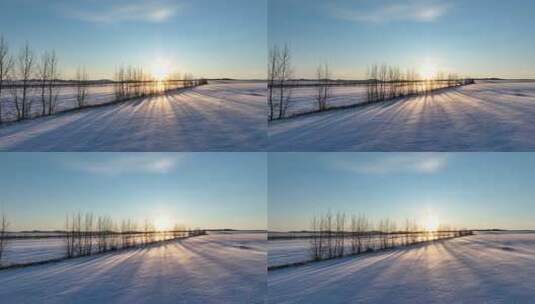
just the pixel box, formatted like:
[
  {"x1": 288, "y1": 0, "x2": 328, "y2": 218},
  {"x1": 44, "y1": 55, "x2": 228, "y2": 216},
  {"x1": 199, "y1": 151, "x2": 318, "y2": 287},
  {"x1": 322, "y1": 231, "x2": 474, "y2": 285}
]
[
  {"x1": 366, "y1": 64, "x2": 474, "y2": 103},
  {"x1": 112, "y1": 67, "x2": 205, "y2": 102},
  {"x1": 64, "y1": 212, "x2": 206, "y2": 259},
  {"x1": 310, "y1": 211, "x2": 473, "y2": 261},
  {"x1": 0, "y1": 211, "x2": 205, "y2": 266},
  {"x1": 0, "y1": 35, "x2": 208, "y2": 123},
  {"x1": 0, "y1": 36, "x2": 60, "y2": 122}
]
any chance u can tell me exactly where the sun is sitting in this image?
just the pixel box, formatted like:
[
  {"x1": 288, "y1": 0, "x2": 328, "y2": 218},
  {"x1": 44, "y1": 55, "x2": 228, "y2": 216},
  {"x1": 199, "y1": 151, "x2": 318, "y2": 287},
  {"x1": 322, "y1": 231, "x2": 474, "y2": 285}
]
[
  {"x1": 423, "y1": 213, "x2": 440, "y2": 232},
  {"x1": 151, "y1": 63, "x2": 169, "y2": 81},
  {"x1": 418, "y1": 57, "x2": 439, "y2": 80},
  {"x1": 419, "y1": 63, "x2": 438, "y2": 80},
  {"x1": 150, "y1": 57, "x2": 172, "y2": 81},
  {"x1": 154, "y1": 215, "x2": 172, "y2": 231}
]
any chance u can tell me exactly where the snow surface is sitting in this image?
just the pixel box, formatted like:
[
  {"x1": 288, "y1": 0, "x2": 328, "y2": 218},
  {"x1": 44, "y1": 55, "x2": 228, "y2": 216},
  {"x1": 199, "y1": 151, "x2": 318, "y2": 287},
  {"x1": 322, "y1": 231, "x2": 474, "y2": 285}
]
[
  {"x1": 269, "y1": 239, "x2": 310, "y2": 267},
  {"x1": 0, "y1": 232, "x2": 266, "y2": 304},
  {"x1": 0, "y1": 81, "x2": 267, "y2": 151},
  {"x1": 2, "y1": 237, "x2": 65, "y2": 265},
  {"x1": 269, "y1": 81, "x2": 535, "y2": 151},
  {"x1": 268, "y1": 232, "x2": 535, "y2": 303}
]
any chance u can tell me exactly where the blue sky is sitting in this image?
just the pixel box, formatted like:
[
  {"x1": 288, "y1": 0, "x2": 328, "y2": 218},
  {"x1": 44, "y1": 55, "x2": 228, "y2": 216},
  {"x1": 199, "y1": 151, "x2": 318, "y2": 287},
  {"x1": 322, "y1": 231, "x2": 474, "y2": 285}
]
[
  {"x1": 0, "y1": 153, "x2": 266, "y2": 231},
  {"x1": 269, "y1": 153, "x2": 535, "y2": 231},
  {"x1": 269, "y1": 0, "x2": 535, "y2": 79},
  {"x1": 0, "y1": 0, "x2": 266, "y2": 79}
]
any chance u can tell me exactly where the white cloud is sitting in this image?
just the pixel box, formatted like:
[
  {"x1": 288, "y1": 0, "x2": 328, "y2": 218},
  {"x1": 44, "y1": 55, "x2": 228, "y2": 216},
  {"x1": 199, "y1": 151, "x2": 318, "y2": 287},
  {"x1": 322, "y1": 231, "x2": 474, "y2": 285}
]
[
  {"x1": 69, "y1": 154, "x2": 181, "y2": 176},
  {"x1": 68, "y1": 1, "x2": 181, "y2": 24},
  {"x1": 337, "y1": 153, "x2": 448, "y2": 175},
  {"x1": 332, "y1": 0, "x2": 450, "y2": 24}
]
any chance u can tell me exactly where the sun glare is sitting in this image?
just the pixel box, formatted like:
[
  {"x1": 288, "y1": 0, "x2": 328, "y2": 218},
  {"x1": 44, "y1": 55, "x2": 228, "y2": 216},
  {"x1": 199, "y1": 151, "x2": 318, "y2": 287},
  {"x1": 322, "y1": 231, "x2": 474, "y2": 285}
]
[
  {"x1": 154, "y1": 216, "x2": 172, "y2": 231},
  {"x1": 419, "y1": 63, "x2": 438, "y2": 80},
  {"x1": 418, "y1": 57, "x2": 440, "y2": 80},
  {"x1": 150, "y1": 57, "x2": 172, "y2": 81},
  {"x1": 151, "y1": 64, "x2": 169, "y2": 81},
  {"x1": 423, "y1": 213, "x2": 440, "y2": 232}
]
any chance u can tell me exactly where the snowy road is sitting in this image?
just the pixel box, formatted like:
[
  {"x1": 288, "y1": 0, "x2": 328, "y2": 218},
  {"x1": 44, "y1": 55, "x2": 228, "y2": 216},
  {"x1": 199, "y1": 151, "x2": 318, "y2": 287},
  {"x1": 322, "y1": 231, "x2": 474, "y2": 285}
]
[
  {"x1": 268, "y1": 232, "x2": 535, "y2": 303},
  {"x1": 269, "y1": 81, "x2": 535, "y2": 151},
  {"x1": 0, "y1": 233, "x2": 266, "y2": 304},
  {"x1": 0, "y1": 81, "x2": 267, "y2": 151}
]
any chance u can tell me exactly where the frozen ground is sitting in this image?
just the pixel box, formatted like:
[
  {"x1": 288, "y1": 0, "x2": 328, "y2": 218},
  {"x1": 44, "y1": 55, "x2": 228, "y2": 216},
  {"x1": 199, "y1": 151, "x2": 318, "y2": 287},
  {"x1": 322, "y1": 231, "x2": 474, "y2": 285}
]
[
  {"x1": 268, "y1": 232, "x2": 535, "y2": 303},
  {"x1": 269, "y1": 81, "x2": 535, "y2": 151},
  {"x1": 0, "y1": 232, "x2": 266, "y2": 304},
  {"x1": 0, "y1": 81, "x2": 267, "y2": 151}
]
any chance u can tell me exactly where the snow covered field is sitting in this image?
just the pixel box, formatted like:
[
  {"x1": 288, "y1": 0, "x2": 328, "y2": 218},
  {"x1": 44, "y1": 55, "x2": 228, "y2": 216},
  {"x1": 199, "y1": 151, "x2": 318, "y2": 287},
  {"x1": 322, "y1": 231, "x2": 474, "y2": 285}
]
[
  {"x1": 2, "y1": 237, "x2": 65, "y2": 265},
  {"x1": 268, "y1": 233, "x2": 449, "y2": 268},
  {"x1": 268, "y1": 232, "x2": 535, "y2": 303},
  {"x1": 0, "y1": 232, "x2": 266, "y2": 303},
  {"x1": 0, "y1": 84, "x2": 117, "y2": 122},
  {"x1": 269, "y1": 81, "x2": 535, "y2": 151},
  {"x1": 0, "y1": 81, "x2": 267, "y2": 151},
  {"x1": 1, "y1": 232, "x2": 185, "y2": 266},
  {"x1": 282, "y1": 85, "x2": 368, "y2": 117}
]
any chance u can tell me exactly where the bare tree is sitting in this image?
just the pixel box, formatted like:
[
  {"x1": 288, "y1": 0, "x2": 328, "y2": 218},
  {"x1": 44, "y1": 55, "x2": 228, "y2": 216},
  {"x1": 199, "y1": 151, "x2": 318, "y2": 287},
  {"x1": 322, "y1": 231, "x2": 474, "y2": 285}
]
[
  {"x1": 17, "y1": 42, "x2": 35, "y2": 120},
  {"x1": 267, "y1": 45, "x2": 280, "y2": 121},
  {"x1": 274, "y1": 44, "x2": 293, "y2": 119},
  {"x1": 0, "y1": 212, "x2": 8, "y2": 264},
  {"x1": 83, "y1": 213, "x2": 94, "y2": 255},
  {"x1": 38, "y1": 52, "x2": 50, "y2": 116},
  {"x1": 389, "y1": 220, "x2": 397, "y2": 248},
  {"x1": 355, "y1": 213, "x2": 369, "y2": 253},
  {"x1": 46, "y1": 51, "x2": 59, "y2": 115},
  {"x1": 335, "y1": 212, "x2": 346, "y2": 257},
  {"x1": 64, "y1": 213, "x2": 79, "y2": 258},
  {"x1": 114, "y1": 66, "x2": 125, "y2": 100},
  {"x1": 143, "y1": 219, "x2": 155, "y2": 245},
  {"x1": 316, "y1": 63, "x2": 331, "y2": 112},
  {"x1": 97, "y1": 216, "x2": 113, "y2": 253},
  {"x1": 350, "y1": 214, "x2": 358, "y2": 254},
  {"x1": 367, "y1": 64, "x2": 379, "y2": 103},
  {"x1": 0, "y1": 36, "x2": 14, "y2": 124},
  {"x1": 379, "y1": 219, "x2": 389, "y2": 249},
  {"x1": 310, "y1": 216, "x2": 321, "y2": 260},
  {"x1": 76, "y1": 67, "x2": 88, "y2": 108},
  {"x1": 378, "y1": 64, "x2": 387, "y2": 101},
  {"x1": 325, "y1": 211, "x2": 333, "y2": 258}
]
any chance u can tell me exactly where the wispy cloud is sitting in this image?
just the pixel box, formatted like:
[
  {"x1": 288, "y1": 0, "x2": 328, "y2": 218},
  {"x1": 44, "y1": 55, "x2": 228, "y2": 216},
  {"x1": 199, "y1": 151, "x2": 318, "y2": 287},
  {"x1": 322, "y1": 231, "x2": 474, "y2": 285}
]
[
  {"x1": 66, "y1": 1, "x2": 182, "y2": 24},
  {"x1": 336, "y1": 153, "x2": 448, "y2": 175},
  {"x1": 331, "y1": 0, "x2": 451, "y2": 24},
  {"x1": 68, "y1": 154, "x2": 181, "y2": 176}
]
